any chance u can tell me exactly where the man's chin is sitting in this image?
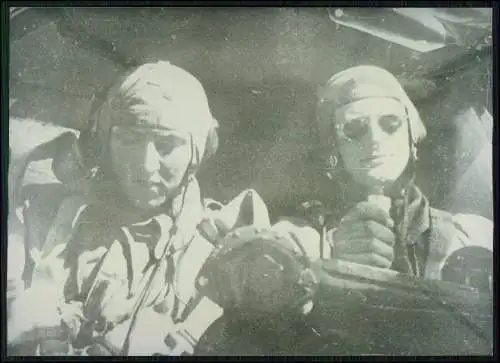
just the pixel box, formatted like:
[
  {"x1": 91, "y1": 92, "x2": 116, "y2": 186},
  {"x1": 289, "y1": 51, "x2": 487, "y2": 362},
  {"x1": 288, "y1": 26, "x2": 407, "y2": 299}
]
[
  {"x1": 356, "y1": 172, "x2": 399, "y2": 189},
  {"x1": 365, "y1": 165, "x2": 407, "y2": 183}
]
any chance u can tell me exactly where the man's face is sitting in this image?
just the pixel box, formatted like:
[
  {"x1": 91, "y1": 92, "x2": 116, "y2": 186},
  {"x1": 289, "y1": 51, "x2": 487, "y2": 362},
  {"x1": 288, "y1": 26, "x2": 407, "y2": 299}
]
[
  {"x1": 109, "y1": 125, "x2": 192, "y2": 210},
  {"x1": 333, "y1": 97, "x2": 410, "y2": 188}
]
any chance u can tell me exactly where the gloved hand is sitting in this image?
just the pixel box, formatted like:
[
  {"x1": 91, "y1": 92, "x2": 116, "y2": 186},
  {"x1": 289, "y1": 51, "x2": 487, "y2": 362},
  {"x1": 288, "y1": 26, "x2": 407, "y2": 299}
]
[{"x1": 331, "y1": 201, "x2": 396, "y2": 269}]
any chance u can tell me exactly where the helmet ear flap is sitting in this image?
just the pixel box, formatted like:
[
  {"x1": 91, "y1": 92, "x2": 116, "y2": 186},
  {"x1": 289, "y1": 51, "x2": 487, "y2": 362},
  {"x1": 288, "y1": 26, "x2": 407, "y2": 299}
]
[
  {"x1": 404, "y1": 106, "x2": 421, "y2": 164},
  {"x1": 185, "y1": 124, "x2": 219, "y2": 177},
  {"x1": 77, "y1": 83, "x2": 117, "y2": 168},
  {"x1": 316, "y1": 121, "x2": 343, "y2": 179},
  {"x1": 203, "y1": 124, "x2": 219, "y2": 161},
  {"x1": 77, "y1": 128, "x2": 98, "y2": 168},
  {"x1": 320, "y1": 146, "x2": 343, "y2": 180},
  {"x1": 403, "y1": 93, "x2": 427, "y2": 145}
]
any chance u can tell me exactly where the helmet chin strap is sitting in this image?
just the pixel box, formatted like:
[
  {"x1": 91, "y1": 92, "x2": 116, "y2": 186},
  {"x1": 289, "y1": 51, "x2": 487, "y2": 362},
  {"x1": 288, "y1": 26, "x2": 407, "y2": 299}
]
[
  {"x1": 406, "y1": 105, "x2": 419, "y2": 186},
  {"x1": 184, "y1": 133, "x2": 200, "y2": 181},
  {"x1": 157, "y1": 133, "x2": 197, "y2": 220}
]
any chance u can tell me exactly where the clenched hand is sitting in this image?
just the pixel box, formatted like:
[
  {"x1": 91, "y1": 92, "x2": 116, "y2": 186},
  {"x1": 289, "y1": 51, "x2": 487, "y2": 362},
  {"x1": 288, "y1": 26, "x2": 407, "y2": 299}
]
[{"x1": 331, "y1": 201, "x2": 396, "y2": 269}]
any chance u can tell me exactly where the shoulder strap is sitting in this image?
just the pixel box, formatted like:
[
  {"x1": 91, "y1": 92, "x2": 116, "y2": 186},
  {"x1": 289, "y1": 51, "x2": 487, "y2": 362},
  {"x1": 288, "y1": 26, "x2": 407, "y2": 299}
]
[{"x1": 423, "y1": 208, "x2": 457, "y2": 280}]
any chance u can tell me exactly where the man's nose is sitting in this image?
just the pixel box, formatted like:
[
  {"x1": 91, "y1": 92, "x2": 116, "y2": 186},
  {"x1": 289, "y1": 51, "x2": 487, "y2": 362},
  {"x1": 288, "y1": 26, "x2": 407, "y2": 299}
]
[
  {"x1": 366, "y1": 118, "x2": 387, "y2": 145},
  {"x1": 143, "y1": 141, "x2": 161, "y2": 173}
]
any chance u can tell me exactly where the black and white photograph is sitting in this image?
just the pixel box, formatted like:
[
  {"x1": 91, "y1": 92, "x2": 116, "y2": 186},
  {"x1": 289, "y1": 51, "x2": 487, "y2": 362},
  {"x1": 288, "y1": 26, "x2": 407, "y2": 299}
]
[{"x1": 6, "y1": 6, "x2": 494, "y2": 356}]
